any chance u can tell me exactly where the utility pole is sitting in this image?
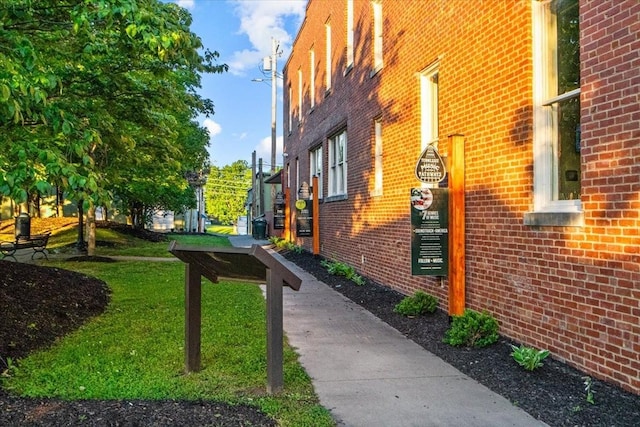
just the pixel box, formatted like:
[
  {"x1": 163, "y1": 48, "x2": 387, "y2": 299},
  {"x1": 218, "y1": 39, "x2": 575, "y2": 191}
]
[{"x1": 270, "y1": 37, "x2": 277, "y2": 177}]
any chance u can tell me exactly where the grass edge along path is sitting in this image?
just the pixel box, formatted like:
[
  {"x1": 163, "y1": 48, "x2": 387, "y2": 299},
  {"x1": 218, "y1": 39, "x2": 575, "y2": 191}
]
[{"x1": 2, "y1": 260, "x2": 334, "y2": 426}]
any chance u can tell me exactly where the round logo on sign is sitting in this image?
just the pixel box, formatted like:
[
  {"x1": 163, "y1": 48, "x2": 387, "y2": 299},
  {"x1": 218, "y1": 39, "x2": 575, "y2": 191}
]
[
  {"x1": 295, "y1": 199, "x2": 307, "y2": 210},
  {"x1": 411, "y1": 188, "x2": 434, "y2": 211}
]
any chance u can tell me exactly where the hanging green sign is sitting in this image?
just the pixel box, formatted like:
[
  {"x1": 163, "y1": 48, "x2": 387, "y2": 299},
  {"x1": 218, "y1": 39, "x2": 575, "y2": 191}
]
[
  {"x1": 296, "y1": 199, "x2": 313, "y2": 237},
  {"x1": 411, "y1": 187, "x2": 449, "y2": 276}
]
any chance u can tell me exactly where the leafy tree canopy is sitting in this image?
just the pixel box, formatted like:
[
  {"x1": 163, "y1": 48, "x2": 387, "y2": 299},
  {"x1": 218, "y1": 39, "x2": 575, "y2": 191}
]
[
  {"x1": 0, "y1": 0, "x2": 227, "y2": 214},
  {"x1": 205, "y1": 160, "x2": 251, "y2": 225}
]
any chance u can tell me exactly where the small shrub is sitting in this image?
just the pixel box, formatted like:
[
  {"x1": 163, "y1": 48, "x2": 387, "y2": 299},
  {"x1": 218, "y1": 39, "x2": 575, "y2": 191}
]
[
  {"x1": 510, "y1": 345, "x2": 550, "y2": 371},
  {"x1": 269, "y1": 237, "x2": 303, "y2": 253},
  {"x1": 583, "y1": 376, "x2": 595, "y2": 404},
  {"x1": 443, "y1": 309, "x2": 499, "y2": 348},
  {"x1": 350, "y1": 273, "x2": 365, "y2": 286},
  {"x1": 320, "y1": 259, "x2": 365, "y2": 286},
  {"x1": 394, "y1": 291, "x2": 438, "y2": 316},
  {"x1": 268, "y1": 236, "x2": 282, "y2": 245}
]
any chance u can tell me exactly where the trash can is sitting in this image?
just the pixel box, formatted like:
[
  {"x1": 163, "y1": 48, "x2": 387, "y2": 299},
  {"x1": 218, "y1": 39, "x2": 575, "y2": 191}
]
[
  {"x1": 15, "y1": 212, "x2": 31, "y2": 238},
  {"x1": 252, "y1": 218, "x2": 267, "y2": 240}
]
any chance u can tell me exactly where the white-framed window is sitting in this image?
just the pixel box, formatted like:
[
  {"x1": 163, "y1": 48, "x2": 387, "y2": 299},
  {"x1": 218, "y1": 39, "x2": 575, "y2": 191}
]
[
  {"x1": 309, "y1": 47, "x2": 315, "y2": 109},
  {"x1": 346, "y1": 0, "x2": 354, "y2": 69},
  {"x1": 296, "y1": 157, "x2": 300, "y2": 192},
  {"x1": 297, "y1": 68, "x2": 303, "y2": 122},
  {"x1": 288, "y1": 84, "x2": 292, "y2": 133},
  {"x1": 329, "y1": 130, "x2": 347, "y2": 197},
  {"x1": 372, "y1": 0, "x2": 383, "y2": 73},
  {"x1": 420, "y1": 64, "x2": 439, "y2": 150},
  {"x1": 286, "y1": 162, "x2": 290, "y2": 188},
  {"x1": 372, "y1": 119, "x2": 383, "y2": 196},
  {"x1": 325, "y1": 20, "x2": 332, "y2": 91},
  {"x1": 310, "y1": 145, "x2": 323, "y2": 199},
  {"x1": 532, "y1": 0, "x2": 581, "y2": 213}
]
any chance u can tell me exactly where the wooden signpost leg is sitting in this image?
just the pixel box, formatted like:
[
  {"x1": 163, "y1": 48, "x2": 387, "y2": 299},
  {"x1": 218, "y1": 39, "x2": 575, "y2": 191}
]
[
  {"x1": 448, "y1": 134, "x2": 466, "y2": 316},
  {"x1": 284, "y1": 188, "x2": 291, "y2": 242},
  {"x1": 185, "y1": 263, "x2": 202, "y2": 372},
  {"x1": 312, "y1": 176, "x2": 320, "y2": 255},
  {"x1": 265, "y1": 268, "x2": 284, "y2": 394}
]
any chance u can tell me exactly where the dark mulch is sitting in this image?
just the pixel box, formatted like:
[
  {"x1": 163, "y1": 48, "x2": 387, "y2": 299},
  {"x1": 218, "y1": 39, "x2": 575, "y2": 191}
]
[{"x1": 281, "y1": 250, "x2": 640, "y2": 427}]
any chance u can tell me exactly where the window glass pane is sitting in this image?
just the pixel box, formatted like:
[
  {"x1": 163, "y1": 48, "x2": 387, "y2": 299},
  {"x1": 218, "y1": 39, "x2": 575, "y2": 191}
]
[
  {"x1": 554, "y1": 96, "x2": 581, "y2": 200},
  {"x1": 554, "y1": 0, "x2": 580, "y2": 94}
]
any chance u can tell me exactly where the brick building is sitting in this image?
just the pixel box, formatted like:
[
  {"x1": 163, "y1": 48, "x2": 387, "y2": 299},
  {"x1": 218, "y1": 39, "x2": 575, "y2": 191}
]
[{"x1": 282, "y1": 0, "x2": 639, "y2": 393}]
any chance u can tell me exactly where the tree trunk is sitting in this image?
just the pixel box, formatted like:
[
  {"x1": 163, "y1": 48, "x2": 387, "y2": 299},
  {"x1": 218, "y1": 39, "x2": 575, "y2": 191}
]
[
  {"x1": 87, "y1": 204, "x2": 96, "y2": 256},
  {"x1": 76, "y1": 200, "x2": 87, "y2": 254},
  {"x1": 56, "y1": 186, "x2": 64, "y2": 217}
]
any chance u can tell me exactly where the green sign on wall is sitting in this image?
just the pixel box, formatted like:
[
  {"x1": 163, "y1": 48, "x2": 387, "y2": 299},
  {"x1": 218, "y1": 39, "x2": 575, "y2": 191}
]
[
  {"x1": 296, "y1": 199, "x2": 313, "y2": 237},
  {"x1": 411, "y1": 187, "x2": 449, "y2": 276}
]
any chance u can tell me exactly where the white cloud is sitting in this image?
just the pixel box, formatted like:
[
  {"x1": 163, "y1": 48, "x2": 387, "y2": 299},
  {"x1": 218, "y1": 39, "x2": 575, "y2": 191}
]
[
  {"x1": 203, "y1": 118, "x2": 222, "y2": 139},
  {"x1": 255, "y1": 135, "x2": 283, "y2": 168},
  {"x1": 229, "y1": 0, "x2": 306, "y2": 75},
  {"x1": 175, "y1": 0, "x2": 195, "y2": 10}
]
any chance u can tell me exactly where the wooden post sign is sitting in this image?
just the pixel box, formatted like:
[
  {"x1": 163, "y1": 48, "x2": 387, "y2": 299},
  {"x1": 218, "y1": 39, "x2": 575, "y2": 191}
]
[{"x1": 168, "y1": 242, "x2": 302, "y2": 394}]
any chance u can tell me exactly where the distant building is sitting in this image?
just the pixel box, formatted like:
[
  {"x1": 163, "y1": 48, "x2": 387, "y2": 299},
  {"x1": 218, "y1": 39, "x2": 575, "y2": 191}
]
[{"x1": 283, "y1": 0, "x2": 639, "y2": 393}]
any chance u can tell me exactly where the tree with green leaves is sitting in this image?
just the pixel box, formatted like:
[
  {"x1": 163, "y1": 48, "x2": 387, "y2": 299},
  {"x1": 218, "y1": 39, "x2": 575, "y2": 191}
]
[
  {"x1": 1, "y1": 0, "x2": 227, "y2": 252},
  {"x1": 205, "y1": 160, "x2": 252, "y2": 225}
]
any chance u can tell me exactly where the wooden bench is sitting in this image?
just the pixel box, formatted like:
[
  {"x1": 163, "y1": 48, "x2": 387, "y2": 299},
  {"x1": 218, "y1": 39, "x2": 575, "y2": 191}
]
[{"x1": 0, "y1": 232, "x2": 51, "y2": 261}]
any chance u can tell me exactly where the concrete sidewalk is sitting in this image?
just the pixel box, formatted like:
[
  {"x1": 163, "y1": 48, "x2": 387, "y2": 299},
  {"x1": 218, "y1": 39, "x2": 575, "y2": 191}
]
[{"x1": 229, "y1": 235, "x2": 546, "y2": 427}]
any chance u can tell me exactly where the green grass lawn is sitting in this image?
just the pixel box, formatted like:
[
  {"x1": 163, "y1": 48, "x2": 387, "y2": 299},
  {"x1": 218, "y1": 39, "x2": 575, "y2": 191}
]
[
  {"x1": 49, "y1": 228, "x2": 232, "y2": 257},
  {"x1": 4, "y1": 232, "x2": 334, "y2": 426}
]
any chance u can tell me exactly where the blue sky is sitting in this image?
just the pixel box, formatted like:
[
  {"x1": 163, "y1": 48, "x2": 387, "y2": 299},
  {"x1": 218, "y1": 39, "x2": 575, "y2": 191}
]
[{"x1": 169, "y1": 0, "x2": 307, "y2": 169}]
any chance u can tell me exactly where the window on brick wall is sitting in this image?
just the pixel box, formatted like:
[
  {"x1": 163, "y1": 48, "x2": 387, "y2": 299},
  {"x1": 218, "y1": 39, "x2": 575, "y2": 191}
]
[
  {"x1": 372, "y1": 0, "x2": 383, "y2": 74},
  {"x1": 532, "y1": 0, "x2": 581, "y2": 214},
  {"x1": 420, "y1": 64, "x2": 439, "y2": 150},
  {"x1": 371, "y1": 118, "x2": 383, "y2": 196},
  {"x1": 310, "y1": 145, "x2": 323, "y2": 199},
  {"x1": 309, "y1": 47, "x2": 315, "y2": 109},
  {"x1": 288, "y1": 85, "x2": 292, "y2": 133},
  {"x1": 286, "y1": 162, "x2": 290, "y2": 188},
  {"x1": 296, "y1": 157, "x2": 300, "y2": 192},
  {"x1": 297, "y1": 68, "x2": 303, "y2": 122},
  {"x1": 346, "y1": 0, "x2": 354, "y2": 70},
  {"x1": 326, "y1": 21, "x2": 332, "y2": 91},
  {"x1": 329, "y1": 130, "x2": 347, "y2": 197}
]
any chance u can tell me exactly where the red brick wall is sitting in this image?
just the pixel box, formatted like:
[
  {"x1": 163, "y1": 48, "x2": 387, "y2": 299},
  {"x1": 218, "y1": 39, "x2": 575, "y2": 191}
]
[{"x1": 284, "y1": 0, "x2": 639, "y2": 393}]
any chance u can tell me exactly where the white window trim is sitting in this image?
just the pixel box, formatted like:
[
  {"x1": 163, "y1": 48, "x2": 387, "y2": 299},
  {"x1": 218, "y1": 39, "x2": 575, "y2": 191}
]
[
  {"x1": 286, "y1": 163, "x2": 290, "y2": 188},
  {"x1": 295, "y1": 157, "x2": 300, "y2": 193},
  {"x1": 532, "y1": 0, "x2": 582, "y2": 214},
  {"x1": 325, "y1": 21, "x2": 332, "y2": 91},
  {"x1": 328, "y1": 130, "x2": 348, "y2": 197},
  {"x1": 309, "y1": 47, "x2": 315, "y2": 109},
  {"x1": 297, "y1": 68, "x2": 303, "y2": 123},
  {"x1": 346, "y1": 0, "x2": 354, "y2": 70},
  {"x1": 288, "y1": 85, "x2": 292, "y2": 133},
  {"x1": 310, "y1": 146, "x2": 323, "y2": 199},
  {"x1": 420, "y1": 63, "x2": 439, "y2": 151}
]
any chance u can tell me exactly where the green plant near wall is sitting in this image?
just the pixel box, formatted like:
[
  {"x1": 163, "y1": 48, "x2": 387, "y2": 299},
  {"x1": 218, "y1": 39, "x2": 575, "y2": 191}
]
[
  {"x1": 443, "y1": 309, "x2": 499, "y2": 348},
  {"x1": 583, "y1": 376, "x2": 596, "y2": 404},
  {"x1": 510, "y1": 345, "x2": 550, "y2": 371},
  {"x1": 269, "y1": 237, "x2": 303, "y2": 253},
  {"x1": 320, "y1": 259, "x2": 365, "y2": 286},
  {"x1": 394, "y1": 291, "x2": 438, "y2": 316}
]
